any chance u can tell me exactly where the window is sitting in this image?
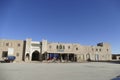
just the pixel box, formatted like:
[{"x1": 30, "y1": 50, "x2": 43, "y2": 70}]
[
  {"x1": 99, "y1": 49, "x2": 101, "y2": 51},
  {"x1": 107, "y1": 49, "x2": 109, "y2": 51},
  {"x1": 2, "y1": 51, "x2": 8, "y2": 57},
  {"x1": 76, "y1": 47, "x2": 78, "y2": 50},
  {"x1": 18, "y1": 43, "x2": 20, "y2": 47},
  {"x1": 96, "y1": 49, "x2": 98, "y2": 51},
  {"x1": 16, "y1": 53, "x2": 19, "y2": 57},
  {"x1": 6, "y1": 43, "x2": 9, "y2": 46},
  {"x1": 56, "y1": 45, "x2": 59, "y2": 49},
  {"x1": 68, "y1": 46, "x2": 70, "y2": 49},
  {"x1": 63, "y1": 46, "x2": 65, "y2": 49},
  {"x1": 59, "y1": 45, "x2": 62, "y2": 49}
]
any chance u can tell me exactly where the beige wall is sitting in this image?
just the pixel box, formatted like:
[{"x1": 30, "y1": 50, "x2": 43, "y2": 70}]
[
  {"x1": 0, "y1": 39, "x2": 24, "y2": 62},
  {"x1": 0, "y1": 39, "x2": 112, "y2": 62},
  {"x1": 45, "y1": 40, "x2": 112, "y2": 61}
]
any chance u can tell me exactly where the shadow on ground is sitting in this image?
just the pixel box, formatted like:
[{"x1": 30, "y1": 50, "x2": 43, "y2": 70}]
[
  {"x1": 111, "y1": 75, "x2": 120, "y2": 80},
  {"x1": 111, "y1": 77, "x2": 120, "y2": 80}
]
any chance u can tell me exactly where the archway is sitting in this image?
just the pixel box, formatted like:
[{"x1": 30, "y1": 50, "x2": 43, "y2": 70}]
[
  {"x1": 32, "y1": 51, "x2": 39, "y2": 61},
  {"x1": 26, "y1": 53, "x2": 30, "y2": 60},
  {"x1": 95, "y1": 54, "x2": 99, "y2": 61},
  {"x1": 86, "y1": 54, "x2": 90, "y2": 61}
]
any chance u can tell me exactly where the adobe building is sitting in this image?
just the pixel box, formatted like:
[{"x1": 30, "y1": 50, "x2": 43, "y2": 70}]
[
  {"x1": 0, "y1": 39, "x2": 25, "y2": 62},
  {"x1": 0, "y1": 38, "x2": 112, "y2": 62}
]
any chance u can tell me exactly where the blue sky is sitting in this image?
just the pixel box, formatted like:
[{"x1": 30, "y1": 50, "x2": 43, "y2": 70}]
[{"x1": 0, "y1": 0, "x2": 120, "y2": 54}]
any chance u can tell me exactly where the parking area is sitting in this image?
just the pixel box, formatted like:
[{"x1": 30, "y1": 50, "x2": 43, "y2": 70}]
[{"x1": 0, "y1": 62, "x2": 120, "y2": 80}]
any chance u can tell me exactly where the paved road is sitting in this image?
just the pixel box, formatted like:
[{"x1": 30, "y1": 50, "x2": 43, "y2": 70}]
[{"x1": 0, "y1": 62, "x2": 120, "y2": 80}]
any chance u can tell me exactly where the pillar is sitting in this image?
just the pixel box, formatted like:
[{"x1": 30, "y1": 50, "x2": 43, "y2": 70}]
[{"x1": 67, "y1": 54, "x2": 69, "y2": 62}]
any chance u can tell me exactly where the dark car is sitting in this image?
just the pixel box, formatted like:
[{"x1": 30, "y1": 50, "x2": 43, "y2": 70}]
[{"x1": 4, "y1": 56, "x2": 16, "y2": 63}]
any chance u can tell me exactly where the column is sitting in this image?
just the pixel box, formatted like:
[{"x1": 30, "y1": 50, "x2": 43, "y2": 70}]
[{"x1": 67, "y1": 54, "x2": 69, "y2": 62}]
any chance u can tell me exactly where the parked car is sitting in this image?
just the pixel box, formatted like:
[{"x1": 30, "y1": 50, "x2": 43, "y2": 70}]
[{"x1": 4, "y1": 56, "x2": 16, "y2": 63}]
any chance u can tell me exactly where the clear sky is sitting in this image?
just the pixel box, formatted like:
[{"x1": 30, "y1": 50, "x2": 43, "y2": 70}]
[{"x1": 0, "y1": 0, "x2": 120, "y2": 54}]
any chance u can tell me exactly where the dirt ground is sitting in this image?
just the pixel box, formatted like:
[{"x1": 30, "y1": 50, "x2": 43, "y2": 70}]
[{"x1": 0, "y1": 62, "x2": 120, "y2": 80}]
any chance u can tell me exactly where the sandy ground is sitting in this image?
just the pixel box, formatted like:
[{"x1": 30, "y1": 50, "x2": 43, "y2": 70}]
[{"x1": 0, "y1": 62, "x2": 120, "y2": 80}]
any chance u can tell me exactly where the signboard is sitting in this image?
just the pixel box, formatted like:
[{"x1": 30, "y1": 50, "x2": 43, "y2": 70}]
[
  {"x1": 8, "y1": 48, "x2": 14, "y2": 56},
  {"x1": 57, "y1": 49, "x2": 64, "y2": 52}
]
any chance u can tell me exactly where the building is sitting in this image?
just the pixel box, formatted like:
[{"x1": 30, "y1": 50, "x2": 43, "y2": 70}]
[
  {"x1": 0, "y1": 38, "x2": 112, "y2": 62},
  {"x1": 0, "y1": 39, "x2": 25, "y2": 62},
  {"x1": 112, "y1": 54, "x2": 120, "y2": 60}
]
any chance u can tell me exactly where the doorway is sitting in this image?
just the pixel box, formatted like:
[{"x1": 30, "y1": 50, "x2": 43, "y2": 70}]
[{"x1": 32, "y1": 51, "x2": 39, "y2": 61}]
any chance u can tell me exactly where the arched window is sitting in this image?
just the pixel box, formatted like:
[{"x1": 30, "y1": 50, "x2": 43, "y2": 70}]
[
  {"x1": 63, "y1": 45, "x2": 65, "y2": 49},
  {"x1": 76, "y1": 47, "x2": 78, "y2": 50},
  {"x1": 68, "y1": 46, "x2": 70, "y2": 49},
  {"x1": 96, "y1": 49, "x2": 98, "y2": 51},
  {"x1": 6, "y1": 43, "x2": 9, "y2": 46},
  {"x1": 56, "y1": 45, "x2": 59, "y2": 49},
  {"x1": 107, "y1": 49, "x2": 109, "y2": 51},
  {"x1": 59, "y1": 45, "x2": 62, "y2": 49},
  {"x1": 17, "y1": 43, "x2": 20, "y2": 47}
]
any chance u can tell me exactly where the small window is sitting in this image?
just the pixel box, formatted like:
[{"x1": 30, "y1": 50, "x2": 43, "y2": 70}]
[
  {"x1": 107, "y1": 49, "x2": 109, "y2": 51},
  {"x1": 6, "y1": 43, "x2": 9, "y2": 46},
  {"x1": 68, "y1": 46, "x2": 70, "y2": 49},
  {"x1": 16, "y1": 53, "x2": 19, "y2": 57},
  {"x1": 18, "y1": 43, "x2": 20, "y2": 47},
  {"x1": 2, "y1": 51, "x2": 8, "y2": 57},
  {"x1": 56, "y1": 45, "x2": 59, "y2": 49},
  {"x1": 76, "y1": 48, "x2": 78, "y2": 50},
  {"x1": 99, "y1": 49, "x2": 101, "y2": 51},
  {"x1": 96, "y1": 49, "x2": 98, "y2": 51},
  {"x1": 63, "y1": 46, "x2": 65, "y2": 49},
  {"x1": 59, "y1": 45, "x2": 62, "y2": 49}
]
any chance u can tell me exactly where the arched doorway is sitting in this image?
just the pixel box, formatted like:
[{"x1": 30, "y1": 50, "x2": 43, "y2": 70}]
[
  {"x1": 95, "y1": 54, "x2": 99, "y2": 61},
  {"x1": 32, "y1": 51, "x2": 39, "y2": 61},
  {"x1": 86, "y1": 54, "x2": 90, "y2": 61},
  {"x1": 26, "y1": 53, "x2": 30, "y2": 60}
]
